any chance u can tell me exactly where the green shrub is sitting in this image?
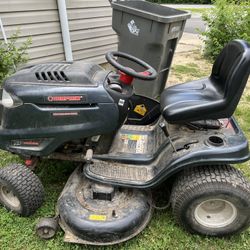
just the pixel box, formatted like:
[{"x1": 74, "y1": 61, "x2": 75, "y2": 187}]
[
  {"x1": 0, "y1": 32, "x2": 31, "y2": 83},
  {"x1": 201, "y1": 0, "x2": 250, "y2": 59},
  {"x1": 148, "y1": 0, "x2": 212, "y2": 4}
]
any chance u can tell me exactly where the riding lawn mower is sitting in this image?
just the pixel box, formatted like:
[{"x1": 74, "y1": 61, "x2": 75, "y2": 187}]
[{"x1": 0, "y1": 3, "x2": 250, "y2": 247}]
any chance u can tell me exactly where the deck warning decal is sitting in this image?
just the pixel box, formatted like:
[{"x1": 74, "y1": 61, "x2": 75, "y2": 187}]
[{"x1": 88, "y1": 214, "x2": 107, "y2": 221}]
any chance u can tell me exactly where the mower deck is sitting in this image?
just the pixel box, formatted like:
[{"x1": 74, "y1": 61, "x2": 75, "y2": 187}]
[
  {"x1": 85, "y1": 117, "x2": 249, "y2": 188},
  {"x1": 58, "y1": 167, "x2": 153, "y2": 245}
]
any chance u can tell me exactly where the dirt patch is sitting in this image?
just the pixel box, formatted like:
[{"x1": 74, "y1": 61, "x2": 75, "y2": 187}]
[{"x1": 167, "y1": 50, "x2": 212, "y2": 86}]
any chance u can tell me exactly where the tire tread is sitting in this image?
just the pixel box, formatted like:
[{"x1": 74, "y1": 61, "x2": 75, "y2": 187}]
[
  {"x1": 0, "y1": 164, "x2": 44, "y2": 216},
  {"x1": 171, "y1": 164, "x2": 250, "y2": 236}
]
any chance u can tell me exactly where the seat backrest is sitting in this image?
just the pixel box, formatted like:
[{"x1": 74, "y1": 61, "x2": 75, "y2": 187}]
[{"x1": 211, "y1": 40, "x2": 250, "y2": 115}]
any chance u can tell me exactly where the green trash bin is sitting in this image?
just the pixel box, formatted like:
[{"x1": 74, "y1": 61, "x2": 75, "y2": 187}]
[{"x1": 111, "y1": 0, "x2": 191, "y2": 98}]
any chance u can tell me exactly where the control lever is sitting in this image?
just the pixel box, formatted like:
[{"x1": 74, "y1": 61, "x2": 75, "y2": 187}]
[{"x1": 159, "y1": 122, "x2": 177, "y2": 153}]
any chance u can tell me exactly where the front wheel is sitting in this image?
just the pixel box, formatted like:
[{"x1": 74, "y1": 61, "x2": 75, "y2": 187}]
[
  {"x1": 0, "y1": 164, "x2": 44, "y2": 216},
  {"x1": 171, "y1": 165, "x2": 250, "y2": 236}
]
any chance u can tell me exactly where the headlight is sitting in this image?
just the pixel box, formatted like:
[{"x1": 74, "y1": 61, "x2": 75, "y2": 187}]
[{"x1": 1, "y1": 89, "x2": 22, "y2": 108}]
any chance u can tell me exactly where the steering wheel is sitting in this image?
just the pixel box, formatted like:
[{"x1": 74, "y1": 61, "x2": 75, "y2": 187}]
[{"x1": 105, "y1": 51, "x2": 157, "y2": 82}]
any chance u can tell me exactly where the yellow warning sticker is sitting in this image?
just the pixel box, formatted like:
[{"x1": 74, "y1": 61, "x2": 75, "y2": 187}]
[
  {"x1": 88, "y1": 214, "x2": 107, "y2": 221},
  {"x1": 134, "y1": 104, "x2": 147, "y2": 116},
  {"x1": 121, "y1": 134, "x2": 141, "y2": 141},
  {"x1": 120, "y1": 133, "x2": 148, "y2": 153}
]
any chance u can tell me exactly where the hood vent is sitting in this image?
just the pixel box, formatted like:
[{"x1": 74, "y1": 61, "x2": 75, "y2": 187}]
[
  {"x1": 35, "y1": 71, "x2": 69, "y2": 82},
  {"x1": 33, "y1": 63, "x2": 70, "y2": 83}
]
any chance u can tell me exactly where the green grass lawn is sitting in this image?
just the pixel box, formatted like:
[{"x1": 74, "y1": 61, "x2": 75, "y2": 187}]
[{"x1": 0, "y1": 52, "x2": 250, "y2": 250}]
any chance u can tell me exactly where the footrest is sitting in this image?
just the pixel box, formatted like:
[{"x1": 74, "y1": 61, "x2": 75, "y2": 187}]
[
  {"x1": 85, "y1": 118, "x2": 249, "y2": 188},
  {"x1": 85, "y1": 160, "x2": 152, "y2": 185}
]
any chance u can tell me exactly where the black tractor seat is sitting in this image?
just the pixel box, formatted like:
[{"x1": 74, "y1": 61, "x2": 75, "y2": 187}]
[{"x1": 161, "y1": 40, "x2": 250, "y2": 124}]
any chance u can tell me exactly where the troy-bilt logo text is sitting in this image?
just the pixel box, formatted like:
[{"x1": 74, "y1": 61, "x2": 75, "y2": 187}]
[{"x1": 48, "y1": 96, "x2": 83, "y2": 102}]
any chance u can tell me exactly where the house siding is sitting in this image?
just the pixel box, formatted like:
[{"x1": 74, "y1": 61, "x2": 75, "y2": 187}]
[
  {"x1": 66, "y1": 0, "x2": 117, "y2": 64},
  {"x1": 0, "y1": 0, "x2": 65, "y2": 64},
  {"x1": 0, "y1": 0, "x2": 117, "y2": 64}
]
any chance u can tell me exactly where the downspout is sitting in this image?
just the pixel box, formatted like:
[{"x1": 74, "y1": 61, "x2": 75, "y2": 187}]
[
  {"x1": 57, "y1": 0, "x2": 73, "y2": 62},
  {"x1": 0, "y1": 17, "x2": 8, "y2": 44}
]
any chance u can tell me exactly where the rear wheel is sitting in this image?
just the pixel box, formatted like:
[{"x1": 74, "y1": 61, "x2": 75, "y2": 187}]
[
  {"x1": 0, "y1": 164, "x2": 44, "y2": 216},
  {"x1": 171, "y1": 165, "x2": 250, "y2": 236}
]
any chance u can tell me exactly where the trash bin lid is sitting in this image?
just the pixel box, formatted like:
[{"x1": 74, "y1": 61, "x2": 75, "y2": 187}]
[{"x1": 112, "y1": 1, "x2": 191, "y2": 23}]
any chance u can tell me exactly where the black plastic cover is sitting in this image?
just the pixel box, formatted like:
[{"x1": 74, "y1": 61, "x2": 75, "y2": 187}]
[{"x1": 0, "y1": 62, "x2": 121, "y2": 156}]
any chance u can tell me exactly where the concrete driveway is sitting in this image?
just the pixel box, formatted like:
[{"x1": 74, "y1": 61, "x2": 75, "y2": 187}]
[
  {"x1": 164, "y1": 4, "x2": 209, "y2": 34},
  {"x1": 185, "y1": 14, "x2": 206, "y2": 34}
]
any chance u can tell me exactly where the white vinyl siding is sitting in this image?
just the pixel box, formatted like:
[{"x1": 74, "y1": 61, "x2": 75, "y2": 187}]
[
  {"x1": 0, "y1": 0, "x2": 65, "y2": 64},
  {"x1": 66, "y1": 0, "x2": 117, "y2": 64}
]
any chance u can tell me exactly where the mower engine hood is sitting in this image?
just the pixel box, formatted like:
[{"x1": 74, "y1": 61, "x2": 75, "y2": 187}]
[{"x1": 3, "y1": 62, "x2": 113, "y2": 105}]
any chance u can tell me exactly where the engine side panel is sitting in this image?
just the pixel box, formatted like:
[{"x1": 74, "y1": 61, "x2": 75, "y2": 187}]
[{"x1": 0, "y1": 103, "x2": 119, "y2": 156}]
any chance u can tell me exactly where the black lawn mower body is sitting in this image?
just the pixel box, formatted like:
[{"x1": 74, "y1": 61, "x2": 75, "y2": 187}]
[{"x1": 0, "y1": 62, "x2": 248, "y2": 186}]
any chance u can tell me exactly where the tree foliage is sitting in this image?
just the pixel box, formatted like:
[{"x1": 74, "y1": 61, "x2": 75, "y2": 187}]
[
  {"x1": 201, "y1": 0, "x2": 250, "y2": 59},
  {"x1": 0, "y1": 32, "x2": 31, "y2": 83}
]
